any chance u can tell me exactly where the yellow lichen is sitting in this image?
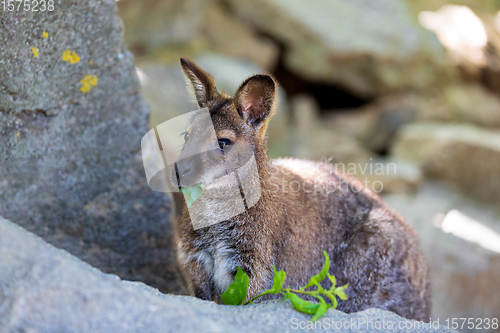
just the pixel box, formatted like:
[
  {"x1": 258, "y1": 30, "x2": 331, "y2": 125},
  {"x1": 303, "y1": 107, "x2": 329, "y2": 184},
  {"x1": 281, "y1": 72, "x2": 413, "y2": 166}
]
[
  {"x1": 17, "y1": 132, "x2": 20, "y2": 137},
  {"x1": 31, "y1": 47, "x2": 39, "y2": 58},
  {"x1": 62, "y1": 49, "x2": 80, "y2": 64},
  {"x1": 84, "y1": 205, "x2": 88, "y2": 210},
  {"x1": 89, "y1": 60, "x2": 93, "y2": 65},
  {"x1": 80, "y1": 74, "x2": 98, "y2": 93},
  {"x1": 43, "y1": 31, "x2": 49, "y2": 38}
]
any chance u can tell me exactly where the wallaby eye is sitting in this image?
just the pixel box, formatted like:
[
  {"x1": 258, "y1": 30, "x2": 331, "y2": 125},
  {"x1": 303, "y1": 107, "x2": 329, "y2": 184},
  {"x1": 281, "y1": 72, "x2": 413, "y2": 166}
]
[
  {"x1": 183, "y1": 131, "x2": 190, "y2": 142},
  {"x1": 218, "y1": 138, "x2": 232, "y2": 151}
]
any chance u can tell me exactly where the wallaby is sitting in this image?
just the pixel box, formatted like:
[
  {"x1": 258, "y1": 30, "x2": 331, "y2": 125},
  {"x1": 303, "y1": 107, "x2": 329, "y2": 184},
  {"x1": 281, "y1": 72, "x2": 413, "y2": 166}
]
[{"x1": 170, "y1": 57, "x2": 430, "y2": 321}]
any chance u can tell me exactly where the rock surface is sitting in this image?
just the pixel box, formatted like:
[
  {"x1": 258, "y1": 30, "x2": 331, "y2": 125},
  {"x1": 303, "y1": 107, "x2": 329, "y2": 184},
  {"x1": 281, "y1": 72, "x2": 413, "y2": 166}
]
[
  {"x1": 417, "y1": 84, "x2": 500, "y2": 128},
  {"x1": 290, "y1": 95, "x2": 372, "y2": 163},
  {"x1": 0, "y1": 216, "x2": 458, "y2": 333},
  {"x1": 117, "y1": 0, "x2": 208, "y2": 55},
  {"x1": 227, "y1": 0, "x2": 451, "y2": 96},
  {"x1": 391, "y1": 123, "x2": 500, "y2": 202},
  {"x1": 0, "y1": 0, "x2": 183, "y2": 294},
  {"x1": 118, "y1": 0, "x2": 278, "y2": 70},
  {"x1": 326, "y1": 94, "x2": 419, "y2": 153}
]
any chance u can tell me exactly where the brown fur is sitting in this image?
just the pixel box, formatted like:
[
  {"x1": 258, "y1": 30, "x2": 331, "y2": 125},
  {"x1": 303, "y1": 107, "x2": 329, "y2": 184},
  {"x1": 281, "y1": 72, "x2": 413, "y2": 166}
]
[{"x1": 170, "y1": 57, "x2": 431, "y2": 321}]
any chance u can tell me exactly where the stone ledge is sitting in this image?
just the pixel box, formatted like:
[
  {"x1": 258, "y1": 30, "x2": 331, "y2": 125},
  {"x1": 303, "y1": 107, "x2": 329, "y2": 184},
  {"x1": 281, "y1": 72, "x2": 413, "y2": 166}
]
[{"x1": 0, "y1": 216, "x2": 457, "y2": 333}]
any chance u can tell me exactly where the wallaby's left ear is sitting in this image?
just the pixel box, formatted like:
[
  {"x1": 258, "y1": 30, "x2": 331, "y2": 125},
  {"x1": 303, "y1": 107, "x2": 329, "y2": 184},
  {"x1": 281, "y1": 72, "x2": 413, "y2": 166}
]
[
  {"x1": 180, "y1": 57, "x2": 218, "y2": 107},
  {"x1": 234, "y1": 74, "x2": 277, "y2": 127}
]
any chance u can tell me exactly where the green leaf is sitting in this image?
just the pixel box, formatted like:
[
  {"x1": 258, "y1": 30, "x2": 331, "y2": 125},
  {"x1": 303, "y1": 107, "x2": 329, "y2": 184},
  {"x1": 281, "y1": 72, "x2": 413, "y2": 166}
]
[
  {"x1": 334, "y1": 284, "x2": 349, "y2": 301},
  {"x1": 311, "y1": 296, "x2": 330, "y2": 321},
  {"x1": 221, "y1": 267, "x2": 250, "y2": 305},
  {"x1": 305, "y1": 251, "x2": 330, "y2": 288},
  {"x1": 180, "y1": 184, "x2": 203, "y2": 207},
  {"x1": 269, "y1": 265, "x2": 286, "y2": 294},
  {"x1": 284, "y1": 292, "x2": 320, "y2": 315},
  {"x1": 325, "y1": 293, "x2": 338, "y2": 309},
  {"x1": 336, "y1": 291, "x2": 348, "y2": 301},
  {"x1": 327, "y1": 273, "x2": 336, "y2": 289}
]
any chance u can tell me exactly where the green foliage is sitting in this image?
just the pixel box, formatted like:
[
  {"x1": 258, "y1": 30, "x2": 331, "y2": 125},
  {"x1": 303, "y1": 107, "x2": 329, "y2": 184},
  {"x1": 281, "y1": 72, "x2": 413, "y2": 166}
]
[
  {"x1": 221, "y1": 267, "x2": 250, "y2": 305},
  {"x1": 270, "y1": 266, "x2": 286, "y2": 294},
  {"x1": 304, "y1": 251, "x2": 330, "y2": 288},
  {"x1": 221, "y1": 251, "x2": 348, "y2": 321},
  {"x1": 311, "y1": 295, "x2": 329, "y2": 322},
  {"x1": 283, "y1": 292, "x2": 320, "y2": 315},
  {"x1": 179, "y1": 184, "x2": 203, "y2": 207}
]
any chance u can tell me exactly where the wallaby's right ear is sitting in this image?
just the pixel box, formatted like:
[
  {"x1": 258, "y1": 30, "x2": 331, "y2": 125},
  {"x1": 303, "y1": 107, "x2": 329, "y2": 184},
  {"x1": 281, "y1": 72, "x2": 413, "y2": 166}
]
[
  {"x1": 234, "y1": 74, "x2": 277, "y2": 128},
  {"x1": 180, "y1": 57, "x2": 218, "y2": 107}
]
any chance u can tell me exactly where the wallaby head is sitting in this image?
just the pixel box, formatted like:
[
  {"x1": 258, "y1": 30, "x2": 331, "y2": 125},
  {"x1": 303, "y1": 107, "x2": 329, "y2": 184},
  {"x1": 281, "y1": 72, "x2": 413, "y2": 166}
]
[{"x1": 176, "y1": 57, "x2": 277, "y2": 189}]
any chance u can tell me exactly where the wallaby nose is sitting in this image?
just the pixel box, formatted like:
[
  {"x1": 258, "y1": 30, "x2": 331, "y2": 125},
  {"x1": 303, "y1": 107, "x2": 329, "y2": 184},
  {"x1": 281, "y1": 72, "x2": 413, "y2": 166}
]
[{"x1": 179, "y1": 164, "x2": 192, "y2": 177}]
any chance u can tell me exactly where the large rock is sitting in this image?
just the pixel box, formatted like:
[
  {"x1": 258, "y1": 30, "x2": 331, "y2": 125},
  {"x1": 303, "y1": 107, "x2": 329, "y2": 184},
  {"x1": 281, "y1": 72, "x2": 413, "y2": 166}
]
[
  {"x1": 226, "y1": 0, "x2": 452, "y2": 96},
  {"x1": 289, "y1": 95, "x2": 372, "y2": 163},
  {"x1": 407, "y1": 0, "x2": 499, "y2": 13},
  {"x1": 0, "y1": 0, "x2": 183, "y2": 294},
  {"x1": 414, "y1": 2, "x2": 500, "y2": 94},
  {"x1": 482, "y1": 12, "x2": 500, "y2": 94},
  {"x1": 116, "y1": 0, "x2": 209, "y2": 54},
  {"x1": 326, "y1": 94, "x2": 419, "y2": 153},
  {"x1": 0, "y1": 216, "x2": 457, "y2": 333},
  {"x1": 416, "y1": 84, "x2": 500, "y2": 128},
  {"x1": 118, "y1": 0, "x2": 278, "y2": 70},
  {"x1": 391, "y1": 123, "x2": 500, "y2": 202},
  {"x1": 326, "y1": 85, "x2": 500, "y2": 156}
]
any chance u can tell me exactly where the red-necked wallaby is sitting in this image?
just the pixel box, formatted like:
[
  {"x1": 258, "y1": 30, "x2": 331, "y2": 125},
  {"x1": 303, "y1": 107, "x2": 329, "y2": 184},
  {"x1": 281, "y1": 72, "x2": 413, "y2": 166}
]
[{"x1": 170, "y1": 57, "x2": 430, "y2": 321}]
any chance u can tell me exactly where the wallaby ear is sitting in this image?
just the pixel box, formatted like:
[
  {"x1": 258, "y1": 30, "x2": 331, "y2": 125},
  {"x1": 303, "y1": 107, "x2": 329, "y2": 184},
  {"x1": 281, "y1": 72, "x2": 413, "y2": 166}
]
[
  {"x1": 180, "y1": 57, "x2": 218, "y2": 107},
  {"x1": 234, "y1": 74, "x2": 277, "y2": 127}
]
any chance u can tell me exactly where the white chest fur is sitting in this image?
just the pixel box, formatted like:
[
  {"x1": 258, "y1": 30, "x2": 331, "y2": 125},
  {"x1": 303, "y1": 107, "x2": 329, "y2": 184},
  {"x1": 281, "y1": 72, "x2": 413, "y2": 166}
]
[{"x1": 194, "y1": 241, "x2": 237, "y2": 293}]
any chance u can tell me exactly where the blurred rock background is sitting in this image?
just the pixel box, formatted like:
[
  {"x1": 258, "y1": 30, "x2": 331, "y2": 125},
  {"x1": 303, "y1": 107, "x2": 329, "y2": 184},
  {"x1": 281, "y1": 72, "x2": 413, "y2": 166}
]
[{"x1": 117, "y1": 0, "x2": 500, "y2": 331}]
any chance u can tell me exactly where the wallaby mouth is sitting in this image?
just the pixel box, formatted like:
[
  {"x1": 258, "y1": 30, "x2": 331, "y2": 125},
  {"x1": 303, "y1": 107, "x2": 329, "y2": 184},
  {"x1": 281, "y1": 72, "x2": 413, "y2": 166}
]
[{"x1": 174, "y1": 162, "x2": 200, "y2": 189}]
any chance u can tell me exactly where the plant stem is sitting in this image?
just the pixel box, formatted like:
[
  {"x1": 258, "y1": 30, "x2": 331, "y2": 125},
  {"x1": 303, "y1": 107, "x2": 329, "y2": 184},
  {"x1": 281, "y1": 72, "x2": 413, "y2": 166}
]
[
  {"x1": 283, "y1": 288, "x2": 319, "y2": 296},
  {"x1": 243, "y1": 292, "x2": 269, "y2": 305},
  {"x1": 243, "y1": 288, "x2": 325, "y2": 305}
]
